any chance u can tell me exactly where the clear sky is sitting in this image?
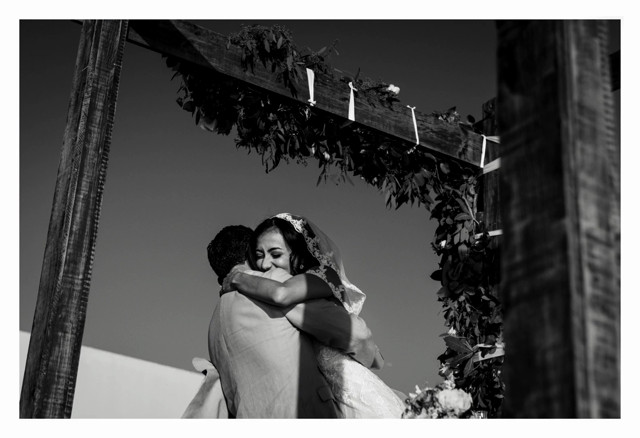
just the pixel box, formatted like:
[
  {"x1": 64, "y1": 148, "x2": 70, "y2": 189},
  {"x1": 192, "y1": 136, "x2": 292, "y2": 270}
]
[{"x1": 18, "y1": 16, "x2": 621, "y2": 405}]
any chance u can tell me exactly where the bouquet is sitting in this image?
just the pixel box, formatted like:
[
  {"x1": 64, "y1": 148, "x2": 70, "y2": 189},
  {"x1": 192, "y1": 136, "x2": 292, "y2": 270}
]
[{"x1": 402, "y1": 376, "x2": 473, "y2": 419}]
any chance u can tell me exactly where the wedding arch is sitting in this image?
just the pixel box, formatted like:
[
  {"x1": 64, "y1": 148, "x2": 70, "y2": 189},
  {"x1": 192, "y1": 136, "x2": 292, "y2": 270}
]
[{"x1": 20, "y1": 20, "x2": 620, "y2": 418}]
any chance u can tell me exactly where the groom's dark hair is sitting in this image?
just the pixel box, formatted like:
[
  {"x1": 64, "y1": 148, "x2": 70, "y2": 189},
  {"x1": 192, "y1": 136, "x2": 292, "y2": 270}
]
[{"x1": 207, "y1": 225, "x2": 253, "y2": 285}]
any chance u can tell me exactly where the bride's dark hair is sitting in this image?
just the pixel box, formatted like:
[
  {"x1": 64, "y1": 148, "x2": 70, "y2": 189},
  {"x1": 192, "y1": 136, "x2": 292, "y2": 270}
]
[{"x1": 248, "y1": 217, "x2": 319, "y2": 275}]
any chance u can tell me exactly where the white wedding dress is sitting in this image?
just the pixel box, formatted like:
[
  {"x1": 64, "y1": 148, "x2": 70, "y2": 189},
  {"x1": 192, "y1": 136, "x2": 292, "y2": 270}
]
[{"x1": 316, "y1": 345, "x2": 406, "y2": 418}]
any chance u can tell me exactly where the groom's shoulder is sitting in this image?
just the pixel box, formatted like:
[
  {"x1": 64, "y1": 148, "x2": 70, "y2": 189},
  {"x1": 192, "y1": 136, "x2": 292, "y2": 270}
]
[
  {"x1": 219, "y1": 290, "x2": 286, "y2": 318},
  {"x1": 219, "y1": 290, "x2": 254, "y2": 308}
]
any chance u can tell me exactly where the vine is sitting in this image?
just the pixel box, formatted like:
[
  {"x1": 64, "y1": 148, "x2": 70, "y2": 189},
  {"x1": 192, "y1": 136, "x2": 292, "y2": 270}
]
[{"x1": 164, "y1": 24, "x2": 504, "y2": 417}]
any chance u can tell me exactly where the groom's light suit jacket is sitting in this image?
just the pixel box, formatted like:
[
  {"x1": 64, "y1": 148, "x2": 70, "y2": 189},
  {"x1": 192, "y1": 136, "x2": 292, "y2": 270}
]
[{"x1": 208, "y1": 268, "x2": 382, "y2": 418}]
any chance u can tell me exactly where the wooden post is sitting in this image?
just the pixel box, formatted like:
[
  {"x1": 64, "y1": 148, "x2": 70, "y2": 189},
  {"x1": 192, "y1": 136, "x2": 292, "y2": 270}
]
[
  {"x1": 497, "y1": 20, "x2": 619, "y2": 417},
  {"x1": 20, "y1": 20, "x2": 128, "y2": 418},
  {"x1": 480, "y1": 97, "x2": 501, "y2": 245}
]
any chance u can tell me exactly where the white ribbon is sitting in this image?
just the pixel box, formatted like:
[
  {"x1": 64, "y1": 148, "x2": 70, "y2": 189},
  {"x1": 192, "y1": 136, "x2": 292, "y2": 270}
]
[
  {"x1": 440, "y1": 229, "x2": 502, "y2": 248},
  {"x1": 407, "y1": 105, "x2": 419, "y2": 145},
  {"x1": 482, "y1": 157, "x2": 501, "y2": 174},
  {"x1": 480, "y1": 135, "x2": 500, "y2": 168},
  {"x1": 306, "y1": 68, "x2": 316, "y2": 106},
  {"x1": 480, "y1": 135, "x2": 487, "y2": 168},
  {"x1": 348, "y1": 82, "x2": 357, "y2": 121},
  {"x1": 472, "y1": 344, "x2": 505, "y2": 363},
  {"x1": 473, "y1": 229, "x2": 503, "y2": 239}
]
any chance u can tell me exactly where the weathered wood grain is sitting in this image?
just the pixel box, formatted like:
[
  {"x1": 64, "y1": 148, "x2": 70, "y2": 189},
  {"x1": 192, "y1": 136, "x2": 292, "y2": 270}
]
[
  {"x1": 124, "y1": 20, "x2": 484, "y2": 168},
  {"x1": 498, "y1": 20, "x2": 619, "y2": 418},
  {"x1": 20, "y1": 20, "x2": 128, "y2": 418}
]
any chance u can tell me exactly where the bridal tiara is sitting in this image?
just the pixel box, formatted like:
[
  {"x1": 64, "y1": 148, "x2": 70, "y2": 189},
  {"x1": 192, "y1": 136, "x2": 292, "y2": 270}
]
[
  {"x1": 274, "y1": 213, "x2": 306, "y2": 235},
  {"x1": 273, "y1": 213, "x2": 335, "y2": 271}
]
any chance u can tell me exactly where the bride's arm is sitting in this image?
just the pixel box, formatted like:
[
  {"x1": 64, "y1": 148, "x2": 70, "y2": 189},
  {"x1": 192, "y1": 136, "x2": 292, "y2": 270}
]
[
  {"x1": 222, "y1": 266, "x2": 337, "y2": 307},
  {"x1": 284, "y1": 299, "x2": 385, "y2": 369}
]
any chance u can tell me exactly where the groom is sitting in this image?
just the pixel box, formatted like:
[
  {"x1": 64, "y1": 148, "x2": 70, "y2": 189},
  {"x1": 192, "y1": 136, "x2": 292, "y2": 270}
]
[{"x1": 204, "y1": 225, "x2": 382, "y2": 418}]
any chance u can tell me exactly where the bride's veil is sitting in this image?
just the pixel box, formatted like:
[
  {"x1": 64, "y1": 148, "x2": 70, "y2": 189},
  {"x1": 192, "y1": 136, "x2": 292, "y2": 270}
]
[{"x1": 274, "y1": 213, "x2": 366, "y2": 316}]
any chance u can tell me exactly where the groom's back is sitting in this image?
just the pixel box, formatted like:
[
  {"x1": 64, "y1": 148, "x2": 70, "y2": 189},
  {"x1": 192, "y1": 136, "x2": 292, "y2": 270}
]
[{"x1": 209, "y1": 291, "x2": 339, "y2": 418}]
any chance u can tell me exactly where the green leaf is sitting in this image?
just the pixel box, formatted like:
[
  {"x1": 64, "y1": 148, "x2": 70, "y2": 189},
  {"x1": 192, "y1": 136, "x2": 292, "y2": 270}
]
[
  {"x1": 182, "y1": 100, "x2": 195, "y2": 113},
  {"x1": 443, "y1": 336, "x2": 473, "y2": 354},
  {"x1": 436, "y1": 286, "x2": 450, "y2": 299},
  {"x1": 456, "y1": 197, "x2": 470, "y2": 214},
  {"x1": 463, "y1": 357, "x2": 475, "y2": 377},
  {"x1": 384, "y1": 187, "x2": 392, "y2": 207},
  {"x1": 455, "y1": 212, "x2": 471, "y2": 221},
  {"x1": 449, "y1": 351, "x2": 473, "y2": 369}
]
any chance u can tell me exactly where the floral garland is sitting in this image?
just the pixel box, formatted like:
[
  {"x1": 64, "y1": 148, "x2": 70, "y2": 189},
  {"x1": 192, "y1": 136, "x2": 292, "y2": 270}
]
[{"x1": 164, "y1": 24, "x2": 504, "y2": 417}]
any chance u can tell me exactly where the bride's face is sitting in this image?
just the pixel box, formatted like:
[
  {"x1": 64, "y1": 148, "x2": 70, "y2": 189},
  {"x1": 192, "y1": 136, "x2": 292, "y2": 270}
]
[{"x1": 254, "y1": 229, "x2": 292, "y2": 274}]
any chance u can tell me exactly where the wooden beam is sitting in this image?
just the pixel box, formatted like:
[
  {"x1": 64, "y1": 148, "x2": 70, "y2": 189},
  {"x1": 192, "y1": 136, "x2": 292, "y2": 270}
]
[
  {"x1": 20, "y1": 20, "x2": 128, "y2": 418},
  {"x1": 121, "y1": 20, "x2": 483, "y2": 168},
  {"x1": 498, "y1": 20, "x2": 619, "y2": 418}
]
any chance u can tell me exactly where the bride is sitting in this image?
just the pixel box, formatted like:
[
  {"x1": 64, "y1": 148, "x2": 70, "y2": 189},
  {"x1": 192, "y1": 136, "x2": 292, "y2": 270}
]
[{"x1": 222, "y1": 212, "x2": 406, "y2": 418}]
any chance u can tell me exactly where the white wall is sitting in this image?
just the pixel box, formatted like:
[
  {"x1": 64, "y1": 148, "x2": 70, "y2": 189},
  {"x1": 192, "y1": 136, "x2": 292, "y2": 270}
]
[{"x1": 19, "y1": 331, "x2": 205, "y2": 418}]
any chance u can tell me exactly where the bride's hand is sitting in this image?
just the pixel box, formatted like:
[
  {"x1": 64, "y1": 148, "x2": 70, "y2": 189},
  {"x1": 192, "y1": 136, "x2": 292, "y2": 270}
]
[{"x1": 221, "y1": 263, "x2": 250, "y2": 293}]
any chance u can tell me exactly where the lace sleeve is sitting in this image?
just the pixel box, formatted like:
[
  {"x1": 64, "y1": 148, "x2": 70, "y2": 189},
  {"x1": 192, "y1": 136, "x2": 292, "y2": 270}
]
[{"x1": 306, "y1": 265, "x2": 363, "y2": 315}]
